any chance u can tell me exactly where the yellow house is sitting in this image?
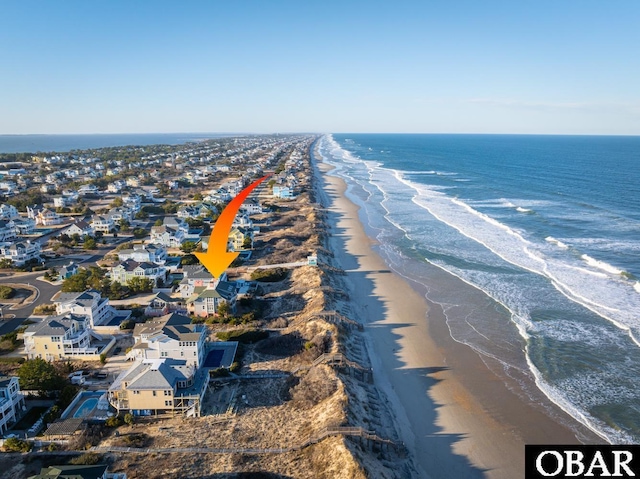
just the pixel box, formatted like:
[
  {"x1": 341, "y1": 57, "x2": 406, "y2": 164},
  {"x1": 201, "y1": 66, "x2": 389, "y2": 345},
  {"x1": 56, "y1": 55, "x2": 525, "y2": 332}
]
[
  {"x1": 23, "y1": 313, "x2": 108, "y2": 361},
  {"x1": 108, "y1": 358, "x2": 208, "y2": 417},
  {"x1": 227, "y1": 228, "x2": 246, "y2": 252}
]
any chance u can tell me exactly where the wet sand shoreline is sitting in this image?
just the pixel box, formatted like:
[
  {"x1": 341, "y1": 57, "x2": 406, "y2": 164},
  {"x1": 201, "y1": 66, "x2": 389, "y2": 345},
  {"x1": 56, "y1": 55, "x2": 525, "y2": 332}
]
[{"x1": 312, "y1": 148, "x2": 600, "y2": 478}]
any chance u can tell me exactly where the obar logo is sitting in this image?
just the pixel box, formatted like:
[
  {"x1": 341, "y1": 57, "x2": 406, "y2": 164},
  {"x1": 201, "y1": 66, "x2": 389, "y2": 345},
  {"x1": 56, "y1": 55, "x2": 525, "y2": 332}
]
[{"x1": 526, "y1": 446, "x2": 640, "y2": 478}]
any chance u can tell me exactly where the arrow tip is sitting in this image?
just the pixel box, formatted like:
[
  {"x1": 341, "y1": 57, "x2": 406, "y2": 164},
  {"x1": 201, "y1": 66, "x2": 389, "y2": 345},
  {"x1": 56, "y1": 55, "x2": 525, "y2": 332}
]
[{"x1": 194, "y1": 251, "x2": 239, "y2": 279}]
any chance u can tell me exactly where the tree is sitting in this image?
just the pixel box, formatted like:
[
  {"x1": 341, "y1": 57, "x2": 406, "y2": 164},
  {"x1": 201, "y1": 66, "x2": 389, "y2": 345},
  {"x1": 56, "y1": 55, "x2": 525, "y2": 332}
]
[
  {"x1": 109, "y1": 281, "x2": 125, "y2": 300},
  {"x1": 61, "y1": 270, "x2": 89, "y2": 292},
  {"x1": 133, "y1": 227, "x2": 148, "y2": 238},
  {"x1": 0, "y1": 259, "x2": 13, "y2": 269},
  {"x1": 83, "y1": 237, "x2": 96, "y2": 250},
  {"x1": 111, "y1": 197, "x2": 123, "y2": 207},
  {"x1": 217, "y1": 301, "x2": 230, "y2": 318},
  {"x1": 3, "y1": 437, "x2": 31, "y2": 452},
  {"x1": 124, "y1": 412, "x2": 135, "y2": 426},
  {"x1": 0, "y1": 285, "x2": 15, "y2": 299},
  {"x1": 127, "y1": 276, "x2": 153, "y2": 294},
  {"x1": 17, "y1": 358, "x2": 66, "y2": 394},
  {"x1": 135, "y1": 210, "x2": 149, "y2": 219},
  {"x1": 119, "y1": 218, "x2": 131, "y2": 232},
  {"x1": 99, "y1": 353, "x2": 107, "y2": 364},
  {"x1": 154, "y1": 219, "x2": 163, "y2": 226},
  {"x1": 180, "y1": 241, "x2": 197, "y2": 254}
]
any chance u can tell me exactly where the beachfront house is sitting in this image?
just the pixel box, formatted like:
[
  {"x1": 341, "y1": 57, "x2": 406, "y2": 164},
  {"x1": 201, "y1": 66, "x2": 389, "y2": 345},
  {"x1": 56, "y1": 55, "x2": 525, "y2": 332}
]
[
  {"x1": 178, "y1": 265, "x2": 225, "y2": 298},
  {"x1": 108, "y1": 357, "x2": 209, "y2": 417},
  {"x1": 272, "y1": 186, "x2": 294, "y2": 199},
  {"x1": 128, "y1": 313, "x2": 207, "y2": 367},
  {"x1": 186, "y1": 281, "x2": 237, "y2": 318}
]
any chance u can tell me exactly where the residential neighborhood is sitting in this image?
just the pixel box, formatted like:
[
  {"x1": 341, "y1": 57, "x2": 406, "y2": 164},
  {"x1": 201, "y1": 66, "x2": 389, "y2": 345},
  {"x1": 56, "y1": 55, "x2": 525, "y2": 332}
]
[{"x1": 0, "y1": 134, "x2": 379, "y2": 478}]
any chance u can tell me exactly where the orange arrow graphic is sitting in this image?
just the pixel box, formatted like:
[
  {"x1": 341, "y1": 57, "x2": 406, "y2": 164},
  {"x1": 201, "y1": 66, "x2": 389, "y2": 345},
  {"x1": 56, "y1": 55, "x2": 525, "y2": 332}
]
[{"x1": 195, "y1": 174, "x2": 271, "y2": 278}]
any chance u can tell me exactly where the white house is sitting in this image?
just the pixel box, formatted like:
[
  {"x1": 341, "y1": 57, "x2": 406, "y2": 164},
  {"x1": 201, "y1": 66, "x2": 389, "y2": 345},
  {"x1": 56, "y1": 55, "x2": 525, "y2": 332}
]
[
  {"x1": 109, "y1": 259, "x2": 166, "y2": 287},
  {"x1": 63, "y1": 220, "x2": 94, "y2": 238},
  {"x1": 117, "y1": 243, "x2": 167, "y2": 264},
  {"x1": 0, "y1": 376, "x2": 25, "y2": 435},
  {"x1": 53, "y1": 290, "x2": 116, "y2": 328},
  {"x1": 35, "y1": 208, "x2": 62, "y2": 226},
  {"x1": 0, "y1": 204, "x2": 19, "y2": 220},
  {"x1": 128, "y1": 313, "x2": 207, "y2": 367},
  {"x1": 272, "y1": 186, "x2": 294, "y2": 199},
  {"x1": 150, "y1": 225, "x2": 185, "y2": 248},
  {"x1": 91, "y1": 215, "x2": 115, "y2": 233},
  {"x1": 78, "y1": 184, "x2": 99, "y2": 196},
  {"x1": 0, "y1": 240, "x2": 41, "y2": 266},
  {"x1": 0, "y1": 220, "x2": 17, "y2": 243}
]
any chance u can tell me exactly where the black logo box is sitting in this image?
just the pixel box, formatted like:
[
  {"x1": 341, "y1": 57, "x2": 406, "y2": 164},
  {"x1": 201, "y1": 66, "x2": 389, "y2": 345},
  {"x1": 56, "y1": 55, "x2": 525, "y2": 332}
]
[{"x1": 526, "y1": 445, "x2": 640, "y2": 478}]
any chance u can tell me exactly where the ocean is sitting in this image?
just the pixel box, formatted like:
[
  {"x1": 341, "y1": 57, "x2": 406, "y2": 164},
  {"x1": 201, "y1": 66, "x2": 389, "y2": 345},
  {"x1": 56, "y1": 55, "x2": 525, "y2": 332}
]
[
  {"x1": 316, "y1": 133, "x2": 640, "y2": 444},
  {"x1": 0, "y1": 133, "x2": 237, "y2": 154}
]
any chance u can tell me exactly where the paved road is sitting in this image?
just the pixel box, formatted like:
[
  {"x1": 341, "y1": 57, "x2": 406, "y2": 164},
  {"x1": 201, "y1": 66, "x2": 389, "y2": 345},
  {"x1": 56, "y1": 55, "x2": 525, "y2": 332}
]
[
  {"x1": 0, "y1": 271, "x2": 61, "y2": 336},
  {"x1": 0, "y1": 235, "x2": 132, "y2": 336}
]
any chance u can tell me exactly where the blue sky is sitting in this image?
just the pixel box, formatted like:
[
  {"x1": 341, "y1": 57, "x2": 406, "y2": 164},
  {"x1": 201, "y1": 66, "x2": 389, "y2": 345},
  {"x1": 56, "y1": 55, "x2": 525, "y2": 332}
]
[{"x1": 1, "y1": 1, "x2": 639, "y2": 134}]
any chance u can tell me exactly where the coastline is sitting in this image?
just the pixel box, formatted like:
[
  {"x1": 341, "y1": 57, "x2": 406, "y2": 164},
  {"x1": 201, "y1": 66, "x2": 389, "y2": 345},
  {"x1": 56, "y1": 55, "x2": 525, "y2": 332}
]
[{"x1": 312, "y1": 148, "x2": 600, "y2": 478}]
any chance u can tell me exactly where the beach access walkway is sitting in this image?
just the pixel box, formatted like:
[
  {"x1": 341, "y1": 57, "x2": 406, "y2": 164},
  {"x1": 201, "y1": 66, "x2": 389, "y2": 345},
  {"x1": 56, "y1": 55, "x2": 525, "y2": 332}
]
[{"x1": 85, "y1": 426, "x2": 401, "y2": 455}]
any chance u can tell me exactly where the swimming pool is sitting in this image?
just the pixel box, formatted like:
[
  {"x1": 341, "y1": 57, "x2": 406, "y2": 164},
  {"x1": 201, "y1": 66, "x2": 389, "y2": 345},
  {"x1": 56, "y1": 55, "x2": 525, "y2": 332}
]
[{"x1": 73, "y1": 398, "x2": 98, "y2": 418}]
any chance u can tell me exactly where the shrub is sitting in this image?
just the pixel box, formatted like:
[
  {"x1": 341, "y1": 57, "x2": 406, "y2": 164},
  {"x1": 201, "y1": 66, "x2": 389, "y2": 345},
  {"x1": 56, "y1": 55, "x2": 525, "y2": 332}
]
[
  {"x1": 123, "y1": 413, "x2": 135, "y2": 426},
  {"x1": 250, "y1": 268, "x2": 288, "y2": 282},
  {"x1": 210, "y1": 368, "x2": 230, "y2": 378},
  {"x1": 132, "y1": 227, "x2": 148, "y2": 238},
  {"x1": 3, "y1": 437, "x2": 31, "y2": 452},
  {"x1": 118, "y1": 433, "x2": 150, "y2": 448},
  {"x1": 105, "y1": 416, "x2": 124, "y2": 427},
  {"x1": 255, "y1": 332, "x2": 303, "y2": 357},
  {"x1": 0, "y1": 285, "x2": 15, "y2": 299},
  {"x1": 216, "y1": 329, "x2": 268, "y2": 344},
  {"x1": 119, "y1": 319, "x2": 135, "y2": 330},
  {"x1": 99, "y1": 353, "x2": 107, "y2": 364},
  {"x1": 33, "y1": 303, "x2": 57, "y2": 315},
  {"x1": 69, "y1": 452, "x2": 101, "y2": 465}
]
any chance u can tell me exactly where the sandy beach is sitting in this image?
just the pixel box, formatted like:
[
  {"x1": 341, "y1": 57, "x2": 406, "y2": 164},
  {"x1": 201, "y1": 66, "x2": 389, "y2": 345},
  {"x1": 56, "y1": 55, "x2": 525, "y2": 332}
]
[{"x1": 313, "y1": 154, "x2": 600, "y2": 478}]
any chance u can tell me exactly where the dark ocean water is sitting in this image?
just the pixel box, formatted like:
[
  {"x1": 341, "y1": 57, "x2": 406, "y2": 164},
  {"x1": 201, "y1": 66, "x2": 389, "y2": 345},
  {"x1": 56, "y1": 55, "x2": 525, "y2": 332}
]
[
  {"x1": 317, "y1": 133, "x2": 640, "y2": 444},
  {"x1": 0, "y1": 133, "x2": 236, "y2": 154}
]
